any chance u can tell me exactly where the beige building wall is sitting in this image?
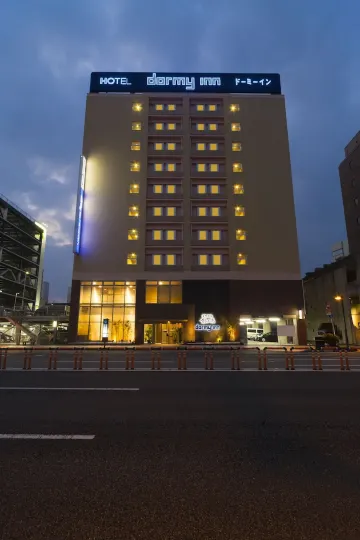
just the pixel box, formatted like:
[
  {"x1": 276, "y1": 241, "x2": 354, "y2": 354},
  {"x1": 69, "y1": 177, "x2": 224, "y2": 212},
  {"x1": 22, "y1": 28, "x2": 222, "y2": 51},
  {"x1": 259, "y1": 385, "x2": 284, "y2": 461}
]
[{"x1": 73, "y1": 92, "x2": 300, "y2": 282}]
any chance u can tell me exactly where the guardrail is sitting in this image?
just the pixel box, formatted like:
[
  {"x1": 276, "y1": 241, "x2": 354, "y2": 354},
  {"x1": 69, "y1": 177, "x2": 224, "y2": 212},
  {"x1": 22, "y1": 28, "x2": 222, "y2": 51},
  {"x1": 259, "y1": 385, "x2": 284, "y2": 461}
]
[{"x1": 1, "y1": 345, "x2": 360, "y2": 372}]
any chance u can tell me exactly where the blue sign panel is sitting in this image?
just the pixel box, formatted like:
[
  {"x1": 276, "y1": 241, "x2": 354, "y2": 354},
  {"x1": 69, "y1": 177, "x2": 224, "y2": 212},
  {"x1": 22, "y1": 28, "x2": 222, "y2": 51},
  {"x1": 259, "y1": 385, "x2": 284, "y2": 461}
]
[
  {"x1": 73, "y1": 156, "x2": 87, "y2": 255},
  {"x1": 90, "y1": 72, "x2": 281, "y2": 95}
]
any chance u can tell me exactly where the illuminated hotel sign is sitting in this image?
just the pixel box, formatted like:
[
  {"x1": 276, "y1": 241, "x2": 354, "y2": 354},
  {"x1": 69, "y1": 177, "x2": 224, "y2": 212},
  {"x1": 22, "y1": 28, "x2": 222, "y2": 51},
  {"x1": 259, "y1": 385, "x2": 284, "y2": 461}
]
[
  {"x1": 90, "y1": 72, "x2": 281, "y2": 95},
  {"x1": 73, "y1": 155, "x2": 86, "y2": 255},
  {"x1": 195, "y1": 313, "x2": 221, "y2": 332}
]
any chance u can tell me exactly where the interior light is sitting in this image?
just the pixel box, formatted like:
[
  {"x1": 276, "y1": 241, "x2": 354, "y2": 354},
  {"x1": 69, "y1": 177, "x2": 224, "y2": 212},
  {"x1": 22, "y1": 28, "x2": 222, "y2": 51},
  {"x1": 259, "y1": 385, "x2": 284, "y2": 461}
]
[
  {"x1": 269, "y1": 317, "x2": 280, "y2": 322},
  {"x1": 92, "y1": 282, "x2": 97, "y2": 285},
  {"x1": 255, "y1": 319, "x2": 266, "y2": 323},
  {"x1": 298, "y1": 309, "x2": 304, "y2": 319}
]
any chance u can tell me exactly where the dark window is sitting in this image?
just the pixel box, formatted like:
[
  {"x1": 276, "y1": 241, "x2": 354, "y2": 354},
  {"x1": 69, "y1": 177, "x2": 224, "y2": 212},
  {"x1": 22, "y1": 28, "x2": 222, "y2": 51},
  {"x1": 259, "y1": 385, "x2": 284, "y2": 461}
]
[{"x1": 347, "y1": 269, "x2": 357, "y2": 283}]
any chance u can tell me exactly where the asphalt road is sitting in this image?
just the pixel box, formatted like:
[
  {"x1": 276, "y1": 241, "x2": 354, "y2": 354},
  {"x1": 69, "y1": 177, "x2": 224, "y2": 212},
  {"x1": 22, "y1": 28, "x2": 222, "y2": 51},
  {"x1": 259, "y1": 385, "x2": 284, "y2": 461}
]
[
  {"x1": 2, "y1": 348, "x2": 360, "y2": 371},
  {"x1": 1, "y1": 371, "x2": 360, "y2": 539}
]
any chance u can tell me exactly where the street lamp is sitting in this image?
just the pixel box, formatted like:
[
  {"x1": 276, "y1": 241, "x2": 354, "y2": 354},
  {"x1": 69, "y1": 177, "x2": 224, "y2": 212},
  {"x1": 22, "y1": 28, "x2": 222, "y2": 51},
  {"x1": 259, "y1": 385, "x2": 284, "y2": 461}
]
[
  {"x1": 334, "y1": 295, "x2": 350, "y2": 350},
  {"x1": 21, "y1": 271, "x2": 30, "y2": 310}
]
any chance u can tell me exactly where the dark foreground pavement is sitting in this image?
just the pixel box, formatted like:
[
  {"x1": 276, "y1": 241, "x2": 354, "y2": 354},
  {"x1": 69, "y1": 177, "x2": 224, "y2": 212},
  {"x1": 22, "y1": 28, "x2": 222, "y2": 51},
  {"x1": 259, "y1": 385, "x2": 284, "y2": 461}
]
[{"x1": 1, "y1": 371, "x2": 360, "y2": 539}]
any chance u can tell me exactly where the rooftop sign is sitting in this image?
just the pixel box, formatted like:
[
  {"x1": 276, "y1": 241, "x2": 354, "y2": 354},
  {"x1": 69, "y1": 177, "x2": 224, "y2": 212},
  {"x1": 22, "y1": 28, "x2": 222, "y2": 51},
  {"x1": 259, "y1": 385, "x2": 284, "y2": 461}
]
[{"x1": 90, "y1": 72, "x2": 281, "y2": 95}]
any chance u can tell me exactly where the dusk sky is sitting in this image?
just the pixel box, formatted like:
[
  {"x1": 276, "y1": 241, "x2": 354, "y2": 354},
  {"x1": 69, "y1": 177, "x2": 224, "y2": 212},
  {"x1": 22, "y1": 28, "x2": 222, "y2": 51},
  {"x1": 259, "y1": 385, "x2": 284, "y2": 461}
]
[{"x1": 1, "y1": 0, "x2": 358, "y2": 301}]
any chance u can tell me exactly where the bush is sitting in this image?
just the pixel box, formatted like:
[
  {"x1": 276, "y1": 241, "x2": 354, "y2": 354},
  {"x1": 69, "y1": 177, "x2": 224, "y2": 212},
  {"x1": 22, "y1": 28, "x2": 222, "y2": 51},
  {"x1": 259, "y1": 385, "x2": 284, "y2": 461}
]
[{"x1": 322, "y1": 333, "x2": 340, "y2": 346}]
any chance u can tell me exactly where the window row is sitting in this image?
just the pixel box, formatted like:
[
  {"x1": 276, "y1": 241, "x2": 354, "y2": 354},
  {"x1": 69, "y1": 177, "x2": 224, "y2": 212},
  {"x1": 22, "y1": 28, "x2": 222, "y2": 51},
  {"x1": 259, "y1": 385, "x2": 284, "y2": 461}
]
[
  {"x1": 145, "y1": 281, "x2": 182, "y2": 304},
  {"x1": 129, "y1": 183, "x2": 244, "y2": 195},
  {"x1": 128, "y1": 205, "x2": 245, "y2": 217},
  {"x1": 130, "y1": 162, "x2": 243, "y2": 173},
  {"x1": 133, "y1": 103, "x2": 240, "y2": 113},
  {"x1": 131, "y1": 141, "x2": 242, "y2": 152},
  {"x1": 132, "y1": 122, "x2": 241, "y2": 132},
  {"x1": 127, "y1": 228, "x2": 247, "y2": 241},
  {"x1": 126, "y1": 253, "x2": 247, "y2": 265}
]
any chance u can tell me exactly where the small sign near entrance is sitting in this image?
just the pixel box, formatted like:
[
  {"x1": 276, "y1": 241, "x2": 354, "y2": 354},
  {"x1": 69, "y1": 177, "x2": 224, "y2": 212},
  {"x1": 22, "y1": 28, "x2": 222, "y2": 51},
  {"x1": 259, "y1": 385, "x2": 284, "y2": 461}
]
[
  {"x1": 102, "y1": 318, "x2": 109, "y2": 339},
  {"x1": 195, "y1": 313, "x2": 221, "y2": 332},
  {"x1": 325, "y1": 303, "x2": 332, "y2": 317}
]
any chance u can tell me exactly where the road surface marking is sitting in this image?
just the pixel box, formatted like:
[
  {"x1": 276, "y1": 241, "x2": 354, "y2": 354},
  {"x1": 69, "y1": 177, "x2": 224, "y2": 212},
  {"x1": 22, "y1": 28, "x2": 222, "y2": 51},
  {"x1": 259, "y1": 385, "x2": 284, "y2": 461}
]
[
  {"x1": 0, "y1": 434, "x2": 95, "y2": 440},
  {"x1": 0, "y1": 387, "x2": 139, "y2": 391}
]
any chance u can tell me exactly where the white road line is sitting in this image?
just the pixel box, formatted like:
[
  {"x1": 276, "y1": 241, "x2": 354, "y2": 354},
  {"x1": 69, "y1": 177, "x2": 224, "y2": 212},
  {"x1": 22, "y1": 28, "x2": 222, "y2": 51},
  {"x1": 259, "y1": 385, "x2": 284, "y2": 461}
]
[
  {"x1": 0, "y1": 434, "x2": 95, "y2": 440},
  {"x1": 0, "y1": 387, "x2": 139, "y2": 391}
]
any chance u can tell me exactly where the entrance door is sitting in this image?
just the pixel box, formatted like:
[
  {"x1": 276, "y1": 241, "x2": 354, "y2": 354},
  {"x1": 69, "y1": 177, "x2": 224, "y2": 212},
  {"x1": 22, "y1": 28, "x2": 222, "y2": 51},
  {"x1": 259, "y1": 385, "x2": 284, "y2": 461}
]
[{"x1": 144, "y1": 323, "x2": 183, "y2": 344}]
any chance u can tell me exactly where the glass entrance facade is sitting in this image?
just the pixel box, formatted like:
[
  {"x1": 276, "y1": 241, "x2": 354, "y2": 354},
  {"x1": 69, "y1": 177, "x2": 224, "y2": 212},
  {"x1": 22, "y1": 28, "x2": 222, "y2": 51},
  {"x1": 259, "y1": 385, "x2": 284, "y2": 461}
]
[
  {"x1": 144, "y1": 322, "x2": 183, "y2": 344},
  {"x1": 77, "y1": 281, "x2": 136, "y2": 342}
]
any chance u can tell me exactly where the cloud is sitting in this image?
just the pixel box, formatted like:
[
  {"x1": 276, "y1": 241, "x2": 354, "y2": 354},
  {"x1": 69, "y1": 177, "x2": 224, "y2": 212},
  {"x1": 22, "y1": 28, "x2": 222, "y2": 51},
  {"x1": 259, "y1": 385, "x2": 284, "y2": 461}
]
[
  {"x1": 27, "y1": 156, "x2": 74, "y2": 185},
  {"x1": 11, "y1": 192, "x2": 75, "y2": 247}
]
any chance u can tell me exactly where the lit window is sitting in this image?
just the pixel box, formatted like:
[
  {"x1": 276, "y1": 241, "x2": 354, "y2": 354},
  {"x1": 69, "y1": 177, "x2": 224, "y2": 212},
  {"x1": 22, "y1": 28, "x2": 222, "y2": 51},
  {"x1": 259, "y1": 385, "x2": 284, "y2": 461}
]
[
  {"x1": 198, "y1": 230, "x2": 207, "y2": 240},
  {"x1": 130, "y1": 161, "x2": 140, "y2": 172},
  {"x1": 235, "y1": 205, "x2": 245, "y2": 216},
  {"x1": 211, "y1": 207, "x2": 220, "y2": 217},
  {"x1": 208, "y1": 104, "x2": 217, "y2": 111},
  {"x1": 167, "y1": 163, "x2": 176, "y2": 172},
  {"x1": 166, "y1": 230, "x2": 176, "y2": 240},
  {"x1": 209, "y1": 143, "x2": 218, "y2": 151},
  {"x1": 155, "y1": 142, "x2": 164, "y2": 151},
  {"x1": 197, "y1": 163, "x2": 206, "y2": 172},
  {"x1": 199, "y1": 254, "x2": 208, "y2": 265},
  {"x1": 167, "y1": 123, "x2": 176, "y2": 130},
  {"x1": 209, "y1": 123, "x2": 218, "y2": 131},
  {"x1": 132, "y1": 103, "x2": 143, "y2": 112},
  {"x1": 197, "y1": 143, "x2": 206, "y2": 151},
  {"x1": 230, "y1": 104, "x2": 240, "y2": 112},
  {"x1": 166, "y1": 207, "x2": 176, "y2": 216},
  {"x1": 166, "y1": 185, "x2": 176, "y2": 194},
  {"x1": 154, "y1": 163, "x2": 163, "y2": 172},
  {"x1": 233, "y1": 163, "x2": 243, "y2": 173},
  {"x1": 152, "y1": 254, "x2": 162, "y2": 265},
  {"x1": 128, "y1": 229, "x2": 139, "y2": 240},
  {"x1": 167, "y1": 104, "x2": 176, "y2": 111},
  {"x1": 129, "y1": 184, "x2": 139, "y2": 194},
  {"x1": 210, "y1": 185, "x2": 219, "y2": 194},
  {"x1": 212, "y1": 230, "x2": 221, "y2": 241},
  {"x1": 232, "y1": 142, "x2": 242, "y2": 152},
  {"x1": 237, "y1": 253, "x2": 247, "y2": 265},
  {"x1": 197, "y1": 185, "x2": 207, "y2": 194},
  {"x1": 233, "y1": 184, "x2": 244, "y2": 195},
  {"x1": 153, "y1": 207, "x2": 163, "y2": 216},
  {"x1": 131, "y1": 142, "x2": 141, "y2": 151},
  {"x1": 197, "y1": 104, "x2": 205, "y2": 111},
  {"x1": 210, "y1": 164, "x2": 219, "y2": 172},
  {"x1": 132, "y1": 122, "x2": 142, "y2": 131},
  {"x1": 166, "y1": 254, "x2": 175, "y2": 265},
  {"x1": 212, "y1": 254, "x2": 222, "y2": 265},
  {"x1": 155, "y1": 123, "x2": 164, "y2": 130},
  {"x1": 167, "y1": 142, "x2": 176, "y2": 151},
  {"x1": 231, "y1": 123, "x2": 241, "y2": 131},
  {"x1": 127, "y1": 253, "x2": 137, "y2": 265},
  {"x1": 236, "y1": 229, "x2": 246, "y2": 240},
  {"x1": 155, "y1": 104, "x2": 164, "y2": 111},
  {"x1": 198, "y1": 207, "x2": 207, "y2": 216},
  {"x1": 153, "y1": 230, "x2": 162, "y2": 240},
  {"x1": 153, "y1": 185, "x2": 163, "y2": 194},
  {"x1": 197, "y1": 123, "x2": 205, "y2": 131},
  {"x1": 129, "y1": 205, "x2": 139, "y2": 217}
]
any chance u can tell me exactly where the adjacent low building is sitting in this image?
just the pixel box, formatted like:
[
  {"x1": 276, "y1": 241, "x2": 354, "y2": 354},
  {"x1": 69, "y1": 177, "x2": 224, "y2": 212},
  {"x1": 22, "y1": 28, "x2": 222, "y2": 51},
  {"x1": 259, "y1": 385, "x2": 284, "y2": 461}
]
[{"x1": 69, "y1": 72, "x2": 305, "y2": 344}]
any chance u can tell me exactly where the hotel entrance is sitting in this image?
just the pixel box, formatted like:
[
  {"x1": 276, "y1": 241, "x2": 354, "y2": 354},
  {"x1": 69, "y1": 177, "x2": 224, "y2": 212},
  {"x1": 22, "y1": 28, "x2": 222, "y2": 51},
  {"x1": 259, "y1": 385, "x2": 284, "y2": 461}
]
[{"x1": 144, "y1": 322, "x2": 183, "y2": 344}]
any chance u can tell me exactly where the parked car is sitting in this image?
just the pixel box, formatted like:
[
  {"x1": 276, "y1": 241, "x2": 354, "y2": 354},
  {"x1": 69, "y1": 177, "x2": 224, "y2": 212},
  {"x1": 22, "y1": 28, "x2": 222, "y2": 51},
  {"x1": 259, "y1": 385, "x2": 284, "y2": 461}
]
[
  {"x1": 258, "y1": 332, "x2": 278, "y2": 342},
  {"x1": 246, "y1": 328, "x2": 264, "y2": 340}
]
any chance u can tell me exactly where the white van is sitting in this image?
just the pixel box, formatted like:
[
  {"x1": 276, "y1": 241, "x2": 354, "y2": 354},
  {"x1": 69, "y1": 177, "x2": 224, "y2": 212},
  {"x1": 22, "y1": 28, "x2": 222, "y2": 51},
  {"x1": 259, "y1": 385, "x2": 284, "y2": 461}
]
[{"x1": 246, "y1": 328, "x2": 264, "y2": 340}]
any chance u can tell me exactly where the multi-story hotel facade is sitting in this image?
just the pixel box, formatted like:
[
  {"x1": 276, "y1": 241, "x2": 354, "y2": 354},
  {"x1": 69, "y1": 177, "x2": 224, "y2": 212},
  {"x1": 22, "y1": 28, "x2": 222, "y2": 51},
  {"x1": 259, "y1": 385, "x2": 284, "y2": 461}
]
[{"x1": 69, "y1": 72, "x2": 304, "y2": 345}]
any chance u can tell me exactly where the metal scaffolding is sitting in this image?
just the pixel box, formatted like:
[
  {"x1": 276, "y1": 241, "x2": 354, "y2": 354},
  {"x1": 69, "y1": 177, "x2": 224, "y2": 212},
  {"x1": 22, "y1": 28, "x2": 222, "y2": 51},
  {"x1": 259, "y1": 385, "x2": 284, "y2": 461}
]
[{"x1": 0, "y1": 194, "x2": 46, "y2": 312}]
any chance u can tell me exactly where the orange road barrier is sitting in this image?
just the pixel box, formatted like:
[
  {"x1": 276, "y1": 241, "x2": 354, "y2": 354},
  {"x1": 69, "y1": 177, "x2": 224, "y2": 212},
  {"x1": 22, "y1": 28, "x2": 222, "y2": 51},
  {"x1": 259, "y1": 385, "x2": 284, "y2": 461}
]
[
  {"x1": 100, "y1": 348, "x2": 109, "y2": 370},
  {"x1": 339, "y1": 350, "x2": 350, "y2": 371},
  {"x1": 231, "y1": 350, "x2": 240, "y2": 370},
  {"x1": 151, "y1": 350, "x2": 160, "y2": 370},
  {"x1": 126, "y1": 349, "x2": 135, "y2": 370},
  {"x1": 311, "y1": 351, "x2": 322, "y2": 371},
  {"x1": 23, "y1": 348, "x2": 33, "y2": 370},
  {"x1": 285, "y1": 351, "x2": 295, "y2": 370},
  {"x1": 258, "y1": 349, "x2": 267, "y2": 370},
  {"x1": 74, "y1": 348, "x2": 83, "y2": 370},
  {"x1": 48, "y1": 348, "x2": 58, "y2": 370},
  {"x1": 0, "y1": 348, "x2": 7, "y2": 370},
  {"x1": 205, "y1": 351, "x2": 214, "y2": 370},
  {"x1": 177, "y1": 350, "x2": 187, "y2": 370}
]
